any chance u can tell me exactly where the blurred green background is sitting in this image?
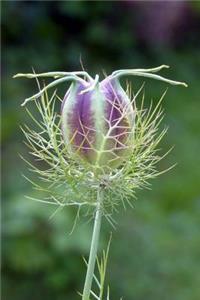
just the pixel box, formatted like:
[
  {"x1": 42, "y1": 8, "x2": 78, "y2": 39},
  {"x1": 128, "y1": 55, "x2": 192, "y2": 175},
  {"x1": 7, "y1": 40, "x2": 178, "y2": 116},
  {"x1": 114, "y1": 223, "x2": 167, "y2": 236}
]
[{"x1": 1, "y1": 1, "x2": 200, "y2": 300}]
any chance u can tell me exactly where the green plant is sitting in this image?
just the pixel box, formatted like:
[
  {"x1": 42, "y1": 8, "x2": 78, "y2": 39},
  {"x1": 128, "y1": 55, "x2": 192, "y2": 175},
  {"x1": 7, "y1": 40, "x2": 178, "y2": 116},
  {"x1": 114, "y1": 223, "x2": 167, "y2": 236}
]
[{"x1": 14, "y1": 65, "x2": 186, "y2": 299}]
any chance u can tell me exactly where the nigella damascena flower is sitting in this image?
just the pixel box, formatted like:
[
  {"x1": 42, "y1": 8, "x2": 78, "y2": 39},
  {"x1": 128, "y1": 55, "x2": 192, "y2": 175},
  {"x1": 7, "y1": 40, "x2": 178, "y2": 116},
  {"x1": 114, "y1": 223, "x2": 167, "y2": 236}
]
[
  {"x1": 61, "y1": 75, "x2": 135, "y2": 170},
  {"x1": 14, "y1": 65, "x2": 187, "y2": 172},
  {"x1": 14, "y1": 65, "x2": 187, "y2": 300}
]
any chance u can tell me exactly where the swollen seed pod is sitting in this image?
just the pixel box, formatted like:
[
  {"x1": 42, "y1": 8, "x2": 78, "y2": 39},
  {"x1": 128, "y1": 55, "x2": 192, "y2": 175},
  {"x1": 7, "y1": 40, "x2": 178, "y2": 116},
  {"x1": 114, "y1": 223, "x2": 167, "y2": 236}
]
[
  {"x1": 14, "y1": 66, "x2": 187, "y2": 300},
  {"x1": 61, "y1": 76, "x2": 135, "y2": 171},
  {"x1": 14, "y1": 65, "x2": 187, "y2": 171}
]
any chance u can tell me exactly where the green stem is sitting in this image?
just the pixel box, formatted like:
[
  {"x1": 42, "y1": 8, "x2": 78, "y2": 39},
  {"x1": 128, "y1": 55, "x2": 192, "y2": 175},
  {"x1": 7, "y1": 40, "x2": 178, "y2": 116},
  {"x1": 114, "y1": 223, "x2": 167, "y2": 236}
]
[{"x1": 82, "y1": 187, "x2": 103, "y2": 300}]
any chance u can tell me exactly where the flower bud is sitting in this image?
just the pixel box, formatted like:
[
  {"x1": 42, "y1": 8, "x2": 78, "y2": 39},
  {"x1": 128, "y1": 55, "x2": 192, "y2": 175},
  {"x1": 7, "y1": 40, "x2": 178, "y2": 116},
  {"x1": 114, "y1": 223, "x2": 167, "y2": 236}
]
[{"x1": 61, "y1": 76, "x2": 135, "y2": 171}]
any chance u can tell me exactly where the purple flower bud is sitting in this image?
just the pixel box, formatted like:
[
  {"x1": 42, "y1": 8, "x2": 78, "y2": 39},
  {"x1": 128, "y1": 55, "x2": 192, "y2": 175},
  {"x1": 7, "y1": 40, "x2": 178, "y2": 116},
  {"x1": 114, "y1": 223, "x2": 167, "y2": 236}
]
[{"x1": 61, "y1": 76, "x2": 135, "y2": 170}]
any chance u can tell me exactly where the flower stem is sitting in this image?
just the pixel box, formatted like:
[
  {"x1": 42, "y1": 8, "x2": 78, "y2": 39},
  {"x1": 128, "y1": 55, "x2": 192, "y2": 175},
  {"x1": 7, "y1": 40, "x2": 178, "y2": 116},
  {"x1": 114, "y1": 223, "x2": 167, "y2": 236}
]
[{"x1": 82, "y1": 187, "x2": 103, "y2": 300}]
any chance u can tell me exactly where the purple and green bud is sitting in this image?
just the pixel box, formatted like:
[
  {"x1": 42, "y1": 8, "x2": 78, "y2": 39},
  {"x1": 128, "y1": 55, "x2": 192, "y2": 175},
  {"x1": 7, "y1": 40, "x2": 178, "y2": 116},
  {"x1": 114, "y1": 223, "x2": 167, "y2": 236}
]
[
  {"x1": 14, "y1": 65, "x2": 187, "y2": 171},
  {"x1": 61, "y1": 75, "x2": 135, "y2": 170}
]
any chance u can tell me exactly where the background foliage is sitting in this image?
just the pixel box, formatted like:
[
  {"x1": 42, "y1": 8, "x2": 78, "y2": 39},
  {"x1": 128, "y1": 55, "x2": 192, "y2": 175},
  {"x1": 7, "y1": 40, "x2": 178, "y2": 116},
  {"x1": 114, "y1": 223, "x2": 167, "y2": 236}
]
[{"x1": 2, "y1": 1, "x2": 200, "y2": 300}]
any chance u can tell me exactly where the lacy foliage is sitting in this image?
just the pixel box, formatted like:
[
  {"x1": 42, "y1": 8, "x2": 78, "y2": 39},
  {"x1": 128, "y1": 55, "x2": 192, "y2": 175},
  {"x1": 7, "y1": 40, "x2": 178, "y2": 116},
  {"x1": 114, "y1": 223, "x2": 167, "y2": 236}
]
[{"x1": 21, "y1": 83, "x2": 169, "y2": 225}]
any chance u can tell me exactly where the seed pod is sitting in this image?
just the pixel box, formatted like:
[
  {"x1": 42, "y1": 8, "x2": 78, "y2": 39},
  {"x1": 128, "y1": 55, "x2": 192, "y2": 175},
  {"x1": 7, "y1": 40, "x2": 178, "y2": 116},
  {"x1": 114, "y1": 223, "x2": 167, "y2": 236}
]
[
  {"x1": 61, "y1": 76, "x2": 135, "y2": 171},
  {"x1": 15, "y1": 66, "x2": 187, "y2": 171}
]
